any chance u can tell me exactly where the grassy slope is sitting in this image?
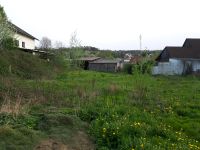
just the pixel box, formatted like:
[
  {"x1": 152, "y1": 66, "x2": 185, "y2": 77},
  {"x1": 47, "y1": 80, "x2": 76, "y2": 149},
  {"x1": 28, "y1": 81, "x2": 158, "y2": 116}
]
[
  {"x1": 0, "y1": 49, "x2": 200, "y2": 149},
  {"x1": 0, "y1": 50, "x2": 93, "y2": 149},
  {"x1": 0, "y1": 49, "x2": 67, "y2": 79}
]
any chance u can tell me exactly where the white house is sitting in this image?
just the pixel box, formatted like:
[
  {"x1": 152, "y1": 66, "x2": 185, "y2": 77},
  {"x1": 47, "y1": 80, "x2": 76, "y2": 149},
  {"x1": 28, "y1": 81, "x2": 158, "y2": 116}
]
[
  {"x1": 152, "y1": 39, "x2": 200, "y2": 75},
  {"x1": 11, "y1": 23, "x2": 38, "y2": 50}
]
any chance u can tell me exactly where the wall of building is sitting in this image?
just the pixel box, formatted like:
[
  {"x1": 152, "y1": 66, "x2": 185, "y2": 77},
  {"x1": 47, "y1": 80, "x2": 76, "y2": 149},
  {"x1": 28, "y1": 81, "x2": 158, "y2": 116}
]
[
  {"x1": 118, "y1": 62, "x2": 124, "y2": 71},
  {"x1": 14, "y1": 33, "x2": 35, "y2": 50},
  {"x1": 89, "y1": 63, "x2": 117, "y2": 72},
  {"x1": 152, "y1": 59, "x2": 184, "y2": 75},
  {"x1": 152, "y1": 59, "x2": 200, "y2": 75},
  {"x1": 191, "y1": 60, "x2": 200, "y2": 72}
]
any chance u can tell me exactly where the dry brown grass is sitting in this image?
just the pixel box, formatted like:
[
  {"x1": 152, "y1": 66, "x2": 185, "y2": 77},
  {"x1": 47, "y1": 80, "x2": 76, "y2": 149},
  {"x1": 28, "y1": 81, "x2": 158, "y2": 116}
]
[
  {"x1": 0, "y1": 92, "x2": 32, "y2": 117},
  {"x1": 108, "y1": 84, "x2": 120, "y2": 94},
  {"x1": 76, "y1": 87, "x2": 86, "y2": 100}
]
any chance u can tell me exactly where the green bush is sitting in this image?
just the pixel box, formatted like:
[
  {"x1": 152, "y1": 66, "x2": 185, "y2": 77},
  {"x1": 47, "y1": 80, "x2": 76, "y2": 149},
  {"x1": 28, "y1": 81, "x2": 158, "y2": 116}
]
[
  {"x1": 133, "y1": 60, "x2": 155, "y2": 74},
  {"x1": 1, "y1": 38, "x2": 15, "y2": 50},
  {"x1": 123, "y1": 63, "x2": 134, "y2": 74}
]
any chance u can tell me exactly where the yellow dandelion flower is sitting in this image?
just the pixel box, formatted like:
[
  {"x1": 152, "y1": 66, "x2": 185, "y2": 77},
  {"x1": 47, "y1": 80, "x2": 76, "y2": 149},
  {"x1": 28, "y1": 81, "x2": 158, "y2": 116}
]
[{"x1": 103, "y1": 128, "x2": 106, "y2": 132}]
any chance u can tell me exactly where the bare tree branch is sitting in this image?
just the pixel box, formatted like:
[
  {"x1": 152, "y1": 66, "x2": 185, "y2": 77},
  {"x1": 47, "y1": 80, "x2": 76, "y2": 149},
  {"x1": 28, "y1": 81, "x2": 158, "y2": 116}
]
[{"x1": 39, "y1": 37, "x2": 52, "y2": 50}]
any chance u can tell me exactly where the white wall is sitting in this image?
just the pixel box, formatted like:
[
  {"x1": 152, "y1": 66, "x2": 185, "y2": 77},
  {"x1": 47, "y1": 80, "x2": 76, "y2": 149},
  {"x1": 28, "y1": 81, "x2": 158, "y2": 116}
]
[
  {"x1": 192, "y1": 60, "x2": 200, "y2": 72},
  {"x1": 14, "y1": 33, "x2": 35, "y2": 50},
  {"x1": 152, "y1": 59, "x2": 200, "y2": 75},
  {"x1": 152, "y1": 59, "x2": 184, "y2": 75}
]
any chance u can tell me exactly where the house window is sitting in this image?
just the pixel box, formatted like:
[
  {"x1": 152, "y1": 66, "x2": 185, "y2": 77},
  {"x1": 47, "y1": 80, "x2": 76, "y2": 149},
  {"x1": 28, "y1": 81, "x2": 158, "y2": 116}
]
[{"x1": 22, "y1": 42, "x2": 25, "y2": 48}]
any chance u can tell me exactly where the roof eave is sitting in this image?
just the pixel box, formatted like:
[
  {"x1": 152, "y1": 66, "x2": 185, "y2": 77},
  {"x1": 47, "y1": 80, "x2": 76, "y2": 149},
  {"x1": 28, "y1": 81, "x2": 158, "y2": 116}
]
[{"x1": 11, "y1": 22, "x2": 39, "y2": 41}]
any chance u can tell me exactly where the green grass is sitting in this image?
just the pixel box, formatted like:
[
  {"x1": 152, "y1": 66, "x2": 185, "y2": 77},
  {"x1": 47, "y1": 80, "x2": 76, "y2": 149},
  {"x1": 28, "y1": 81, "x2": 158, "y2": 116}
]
[
  {"x1": 56, "y1": 71, "x2": 200, "y2": 150},
  {"x1": 1, "y1": 69, "x2": 200, "y2": 149},
  {"x1": 0, "y1": 125, "x2": 44, "y2": 150},
  {"x1": 0, "y1": 49, "x2": 200, "y2": 149},
  {"x1": 55, "y1": 71, "x2": 199, "y2": 149},
  {"x1": 0, "y1": 49, "x2": 66, "y2": 79}
]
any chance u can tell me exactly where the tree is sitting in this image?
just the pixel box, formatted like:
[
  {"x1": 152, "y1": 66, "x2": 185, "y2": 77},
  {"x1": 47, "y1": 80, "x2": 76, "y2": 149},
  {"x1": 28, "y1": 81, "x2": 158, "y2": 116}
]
[
  {"x1": 0, "y1": 5, "x2": 7, "y2": 22},
  {"x1": 0, "y1": 5, "x2": 14, "y2": 49},
  {"x1": 54, "y1": 41, "x2": 65, "y2": 49},
  {"x1": 69, "y1": 30, "x2": 81, "y2": 48},
  {"x1": 39, "y1": 37, "x2": 52, "y2": 50},
  {"x1": 68, "y1": 31, "x2": 83, "y2": 59}
]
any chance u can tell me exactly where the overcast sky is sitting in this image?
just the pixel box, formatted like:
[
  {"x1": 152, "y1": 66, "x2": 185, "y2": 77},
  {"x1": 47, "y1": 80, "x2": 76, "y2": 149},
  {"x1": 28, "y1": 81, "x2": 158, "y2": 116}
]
[{"x1": 1, "y1": 0, "x2": 200, "y2": 50}]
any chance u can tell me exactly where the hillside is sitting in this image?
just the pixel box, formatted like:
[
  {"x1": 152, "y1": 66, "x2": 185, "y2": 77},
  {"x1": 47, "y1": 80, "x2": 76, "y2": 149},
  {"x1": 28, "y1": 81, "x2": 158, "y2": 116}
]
[
  {"x1": 0, "y1": 49, "x2": 94, "y2": 149},
  {"x1": 0, "y1": 49, "x2": 66, "y2": 79},
  {"x1": 0, "y1": 49, "x2": 200, "y2": 150}
]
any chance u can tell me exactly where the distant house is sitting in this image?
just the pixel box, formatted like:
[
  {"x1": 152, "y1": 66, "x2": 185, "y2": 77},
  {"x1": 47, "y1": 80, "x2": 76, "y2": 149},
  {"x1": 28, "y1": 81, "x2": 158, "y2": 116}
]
[
  {"x1": 11, "y1": 23, "x2": 38, "y2": 50},
  {"x1": 124, "y1": 53, "x2": 132, "y2": 62},
  {"x1": 152, "y1": 38, "x2": 200, "y2": 75},
  {"x1": 129, "y1": 55, "x2": 143, "y2": 64},
  {"x1": 89, "y1": 58, "x2": 123, "y2": 72}
]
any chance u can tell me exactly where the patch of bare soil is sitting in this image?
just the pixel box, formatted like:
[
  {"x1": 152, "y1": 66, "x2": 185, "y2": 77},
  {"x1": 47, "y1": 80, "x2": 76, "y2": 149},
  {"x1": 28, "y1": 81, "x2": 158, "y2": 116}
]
[
  {"x1": 68, "y1": 131, "x2": 95, "y2": 150},
  {"x1": 35, "y1": 139, "x2": 68, "y2": 150},
  {"x1": 35, "y1": 131, "x2": 95, "y2": 150}
]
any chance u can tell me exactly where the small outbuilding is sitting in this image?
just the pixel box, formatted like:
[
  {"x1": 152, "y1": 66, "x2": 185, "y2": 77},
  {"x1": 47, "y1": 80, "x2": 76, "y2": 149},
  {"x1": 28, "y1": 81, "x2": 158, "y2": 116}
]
[
  {"x1": 79, "y1": 57, "x2": 101, "y2": 70},
  {"x1": 152, "y1": 38, "x2": 200, "y2": 75},
  {"x1": 88, "y1": 59, "x2": 123, "y2": 72}
]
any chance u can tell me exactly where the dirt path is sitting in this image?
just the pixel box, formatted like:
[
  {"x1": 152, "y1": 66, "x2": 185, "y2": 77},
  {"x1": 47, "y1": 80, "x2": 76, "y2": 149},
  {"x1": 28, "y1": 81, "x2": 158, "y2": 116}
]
[
  {"x1": 35, "y1": 139, "x2": 68, "y2": 150},
  {"x1": 35, "y1": 131, "x2": 95, "y2": 150}
]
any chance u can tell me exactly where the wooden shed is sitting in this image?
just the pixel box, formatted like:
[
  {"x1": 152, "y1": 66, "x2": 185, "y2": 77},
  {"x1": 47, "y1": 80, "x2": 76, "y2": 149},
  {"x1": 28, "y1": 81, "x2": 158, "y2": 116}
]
[
  {"x1": 88, "y1": 59, "x2": 123, "y2": 72},
  {"x1": 79, "y1": 57, "x2": 101, "y2": 70}
]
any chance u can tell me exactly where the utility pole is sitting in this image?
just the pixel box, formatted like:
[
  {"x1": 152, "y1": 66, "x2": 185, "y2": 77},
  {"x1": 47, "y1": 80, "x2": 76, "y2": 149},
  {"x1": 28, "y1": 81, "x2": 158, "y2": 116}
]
[{"x1": 139, "y1": 34, "x2": 142, "y2": 50}]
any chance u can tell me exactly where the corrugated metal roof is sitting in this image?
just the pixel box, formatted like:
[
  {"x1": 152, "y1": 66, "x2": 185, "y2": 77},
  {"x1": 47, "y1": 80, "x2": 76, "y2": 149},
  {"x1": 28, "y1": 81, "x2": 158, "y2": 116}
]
[
  {"x1": 156, "y1": 46, "x2": 200, "y2": 61},
  {"x1": 183, "y1": 38, "x2": 200, "y2": 48},
  {"x1": 90, "y1": 58, "x2": 122, "y2": 64},
  {"x1": 156, "y1": 39, "x2": 200, "y2": 61},
  {"x1": 79, "y1": 57, "x2": 101, "y2": 61}
]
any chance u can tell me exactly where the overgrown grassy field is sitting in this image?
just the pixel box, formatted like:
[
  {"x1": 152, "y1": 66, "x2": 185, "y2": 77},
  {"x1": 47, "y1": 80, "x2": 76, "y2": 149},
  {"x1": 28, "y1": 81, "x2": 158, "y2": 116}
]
[
  {"x1": 0, "y1": 50, "x2": 200, "y2": 149},
  {"x1": 58, "y1": 71, "x2": 200, "y2": 150}
]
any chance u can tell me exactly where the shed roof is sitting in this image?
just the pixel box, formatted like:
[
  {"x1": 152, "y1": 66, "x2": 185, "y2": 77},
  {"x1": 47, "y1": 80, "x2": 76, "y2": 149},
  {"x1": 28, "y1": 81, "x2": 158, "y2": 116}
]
[
  {"x1": 90, "y1": 58, "x2": 122, "y2": 64},
  {"x1": 183, "y1": 38, "x2": 200, "y2": 48},
  {"x1": 79, "y1": 57, "x2": 101, "y2": 61},
  {"x1": 10, "y1": 23, "x2": 38, "y2": 40},
  {"x1": 156, "y1": 46, "x2": 200, "y2": 61}
]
